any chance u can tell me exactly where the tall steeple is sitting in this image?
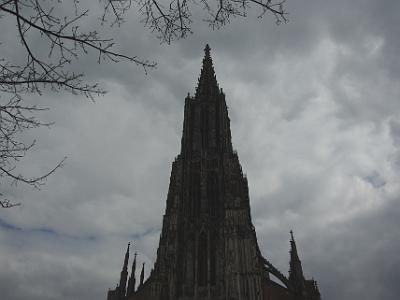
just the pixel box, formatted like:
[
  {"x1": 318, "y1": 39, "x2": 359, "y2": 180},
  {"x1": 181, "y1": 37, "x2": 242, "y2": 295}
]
[
  {"x1": 180, "y1": 44, "x2": 233, "y2": 156},
  {"x1": 127, "y1": 252, "x2": 137, "y2": 297},
  {"x1": 153, "y1": 44, "x2": 262, "y2": 300},
  {"x1": 195, "y1": 44, "x2": 219, "y2": 99},
  {"x1": 107, "y1": 44, "x2": 323, "y2": 300},
  {"x1": 289, "y1": 231, "x2": 306, "y2": 297},
  {"x1": 118, "y1": 243, "x2": 130, "y2": 298}
]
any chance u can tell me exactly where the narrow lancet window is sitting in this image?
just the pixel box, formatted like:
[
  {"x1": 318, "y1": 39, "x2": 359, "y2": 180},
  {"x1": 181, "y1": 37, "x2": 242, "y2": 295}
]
[{"x1": 198, "y1": 232, "x2": 208, "y2": 287}]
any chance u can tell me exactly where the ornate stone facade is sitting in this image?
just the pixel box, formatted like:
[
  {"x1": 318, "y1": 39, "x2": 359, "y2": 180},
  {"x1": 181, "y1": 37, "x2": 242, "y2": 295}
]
[{"x1": 107, "y1": 45, "x2": 322, "y2": 300}]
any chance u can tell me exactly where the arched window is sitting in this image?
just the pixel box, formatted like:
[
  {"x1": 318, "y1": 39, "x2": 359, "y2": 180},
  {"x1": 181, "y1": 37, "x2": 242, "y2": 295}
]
[
  {"x1": 189, "y1": 171, "x2": 200, "y2": 217},
  {"x1": 210, "y1": 232, "x2": 216, "y2": 285},
  {"x1": 207, "y1": 171, "x2": 218, "y2": 215},
  {"x1": 201, "y1": 108, "x2": 209, "y2": 149}
]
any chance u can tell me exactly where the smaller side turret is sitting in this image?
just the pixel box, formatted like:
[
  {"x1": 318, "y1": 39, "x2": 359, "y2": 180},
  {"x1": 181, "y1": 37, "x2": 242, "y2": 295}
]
[
  {"x1": 107, "y1": 243, "x2": 131, "y2": 300},
  {"x1": 139, "y1": 262, "x2": 145, "y2": 288},
  {"x1": 288, "y1": 231, "x2": 322, "y2": 300},
  {"x1": 126, "y1": 252, "x2": 137, "y2": 297},
  {"x1": 289, "y1": 230, "x2": 305, "y2": 292},
  {"x1": 118, "y1": 243, "x2": 130, "y2": 298}
]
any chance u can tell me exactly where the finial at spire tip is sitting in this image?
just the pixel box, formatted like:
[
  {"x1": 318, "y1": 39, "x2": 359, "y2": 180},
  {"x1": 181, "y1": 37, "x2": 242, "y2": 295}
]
[{"x1": 204, "y1": 44, "x2": 211, "y2": 55}]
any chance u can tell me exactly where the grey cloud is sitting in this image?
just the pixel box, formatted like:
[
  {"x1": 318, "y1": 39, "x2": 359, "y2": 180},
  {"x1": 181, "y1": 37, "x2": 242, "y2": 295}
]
[{"x1": 1, "y1": 0, "x2": 400, "y2": 300}]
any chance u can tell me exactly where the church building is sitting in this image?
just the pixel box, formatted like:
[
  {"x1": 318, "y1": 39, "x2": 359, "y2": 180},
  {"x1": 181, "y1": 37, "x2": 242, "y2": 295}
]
[{"x1": 107, "y1": 45, "x2": 322, "y2": 300}]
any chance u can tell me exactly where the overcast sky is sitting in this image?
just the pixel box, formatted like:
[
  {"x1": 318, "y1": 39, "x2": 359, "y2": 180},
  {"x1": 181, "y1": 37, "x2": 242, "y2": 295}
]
[{"x1": 1, "y1": 0, "x2": 399, "y2": 299}]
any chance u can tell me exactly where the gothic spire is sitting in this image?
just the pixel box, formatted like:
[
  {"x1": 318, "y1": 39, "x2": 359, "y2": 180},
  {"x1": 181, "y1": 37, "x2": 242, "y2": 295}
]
[
  {"x1": 289, "y1": 231, "x2": 303, "y2": 275},
  {"x1": 289, "y1": 231, "x2": 305, "y2": 296},
  {"x1": 127, "y1": 252, "x2": 137, "y2": 297},
  {"x1": 139, "y1": 262, "x2": 145, "y2": 287},
  {"x1": 290, "y1": 230, "x2": 299, "y2": 260},
  {"x1": 118, "y1": 243, "x2": 130, "y2": 297},
  {"x1": 195, "y1": 44, "x2": 219, "y2": 99},
  {"x1": 124, "y1": 242, "x2": 130, "y2": 269}
]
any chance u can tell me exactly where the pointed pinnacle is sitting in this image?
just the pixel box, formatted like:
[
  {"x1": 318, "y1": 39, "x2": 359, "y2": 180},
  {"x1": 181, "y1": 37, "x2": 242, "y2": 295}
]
[
  {"x1": 139, "y1": 262, "x2": 145, "y2": 286},
  {"x1": 131, "y1": 252, "x2": 137, "y2": 271},
  {"x1": 195, "y1": 44, "x2": 219, "y2": 98},
  {"x1": 123, "y1": 243, "x2": 130, "y2": 271},
  {"x1": 204, "y1": 44, "x2": 211, "y2": 56}
]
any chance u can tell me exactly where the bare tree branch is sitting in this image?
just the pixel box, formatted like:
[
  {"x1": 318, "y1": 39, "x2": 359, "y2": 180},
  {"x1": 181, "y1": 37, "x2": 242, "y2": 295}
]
[
  {"x1": 0, "y1": 0, "x2": 156, "y2": 98},
  {"x1": 0, "y1": 0, "x2": 158, "y2": 207},
  {"x1": 0, "y1": 198, "x2": 21, "y2": 208},
  {"x1": 0, "y1": 0, "x2": 288, "y2": 207},
  {"x1": 135, "y1": 0, "x2": 287, "y2": 43}
]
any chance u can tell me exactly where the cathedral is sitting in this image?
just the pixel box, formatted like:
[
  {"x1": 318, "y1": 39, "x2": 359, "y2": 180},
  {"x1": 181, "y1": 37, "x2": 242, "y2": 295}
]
[{"x1": 107, "y1": 45, "x2": 322, "y2": 300}]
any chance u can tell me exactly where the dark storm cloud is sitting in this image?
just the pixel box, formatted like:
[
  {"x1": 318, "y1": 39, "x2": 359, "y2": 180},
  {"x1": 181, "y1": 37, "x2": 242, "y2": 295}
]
[{"x1": 1, "y1": 0, "x2": 399, "y2": 300}]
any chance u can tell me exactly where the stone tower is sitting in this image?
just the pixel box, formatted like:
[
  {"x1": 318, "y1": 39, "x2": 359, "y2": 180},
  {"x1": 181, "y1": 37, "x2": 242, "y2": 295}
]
[{"x1": 107, "y1": 45, "x2": 322, "y2": 300}]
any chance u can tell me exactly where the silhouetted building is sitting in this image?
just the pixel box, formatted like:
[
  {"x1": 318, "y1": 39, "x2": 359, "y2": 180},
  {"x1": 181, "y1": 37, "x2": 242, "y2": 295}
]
[{"x1": 107, "y1": 45, "x2": 322, "y2": 300}]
